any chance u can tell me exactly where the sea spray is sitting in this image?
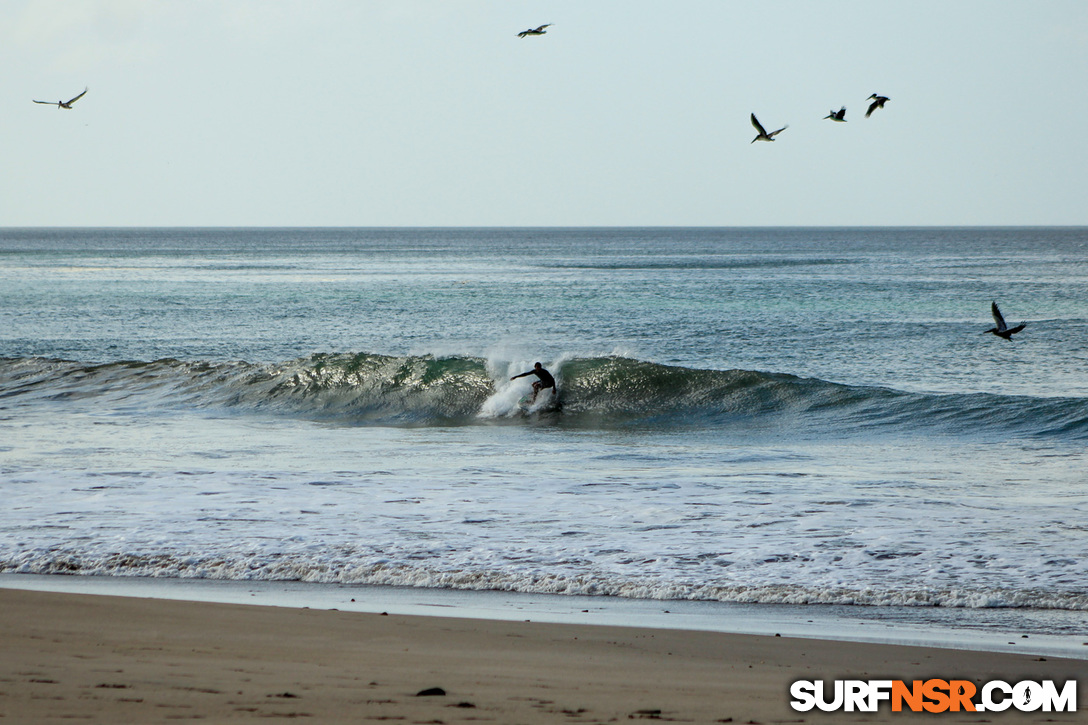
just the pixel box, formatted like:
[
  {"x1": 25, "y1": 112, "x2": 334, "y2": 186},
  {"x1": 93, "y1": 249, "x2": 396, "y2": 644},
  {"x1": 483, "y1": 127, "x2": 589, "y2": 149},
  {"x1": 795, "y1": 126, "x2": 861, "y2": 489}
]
[{"x1": 2, "y1": 354, "x2": 1086, "y2": 437}]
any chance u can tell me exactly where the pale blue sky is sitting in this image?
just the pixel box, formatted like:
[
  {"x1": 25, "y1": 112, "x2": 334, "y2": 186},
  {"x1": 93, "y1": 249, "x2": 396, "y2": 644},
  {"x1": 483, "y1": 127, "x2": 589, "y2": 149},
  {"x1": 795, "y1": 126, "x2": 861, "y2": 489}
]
[{"x1": 3, "y1": 1, "x2": 1086, "y2": 226}]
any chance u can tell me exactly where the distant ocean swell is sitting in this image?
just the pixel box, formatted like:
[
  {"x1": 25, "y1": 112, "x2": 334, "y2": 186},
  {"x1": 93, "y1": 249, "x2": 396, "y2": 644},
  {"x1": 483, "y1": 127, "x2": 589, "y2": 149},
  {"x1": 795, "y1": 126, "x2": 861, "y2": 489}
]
[
  {"x1": 5, "y1": 550, "x2": 1088, "y2": 611},
  {"x1": 2, "y1": 354, "x2": 1087, "y2": 438}
]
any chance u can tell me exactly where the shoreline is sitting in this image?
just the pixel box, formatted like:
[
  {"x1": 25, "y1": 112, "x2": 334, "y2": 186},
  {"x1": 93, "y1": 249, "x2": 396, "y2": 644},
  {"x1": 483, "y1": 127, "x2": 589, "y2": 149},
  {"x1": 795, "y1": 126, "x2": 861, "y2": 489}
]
[
  {"x1": 2, "y1": 586, "x2": 1086, "y2": 724},
  {"x1": 3, "y1": 573, "x2": 1086, "y2": 660}
]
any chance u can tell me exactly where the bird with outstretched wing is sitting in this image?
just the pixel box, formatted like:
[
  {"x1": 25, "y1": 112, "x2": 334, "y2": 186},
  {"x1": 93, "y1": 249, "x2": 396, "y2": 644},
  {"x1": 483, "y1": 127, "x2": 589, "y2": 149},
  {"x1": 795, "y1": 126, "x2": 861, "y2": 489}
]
[
  {"x1": 986, "y1": 301, "x2": 1026, "y2": 340},
  {"x1": 751, "y1": 113, "x2": 787, "y2": 143},
  {"x1": 865, "y1": 94, "x2": 889, "y2": 118},
  {"x1": 518, "y1": 24, "x2": 552, "y2": 38},
  {"x1": 824, "y1": 106, "x2": 847, "y2": 122},
  {"x1": 34, "y1": 87, "x2": 87, "y2": 109}
]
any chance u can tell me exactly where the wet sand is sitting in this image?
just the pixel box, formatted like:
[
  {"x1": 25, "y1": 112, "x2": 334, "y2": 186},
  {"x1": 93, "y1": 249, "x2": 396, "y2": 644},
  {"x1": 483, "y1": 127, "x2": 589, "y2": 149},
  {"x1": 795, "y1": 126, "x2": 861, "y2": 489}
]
[{"x1": 1, "y1": 588, "x2": 1084, "y2": 723}]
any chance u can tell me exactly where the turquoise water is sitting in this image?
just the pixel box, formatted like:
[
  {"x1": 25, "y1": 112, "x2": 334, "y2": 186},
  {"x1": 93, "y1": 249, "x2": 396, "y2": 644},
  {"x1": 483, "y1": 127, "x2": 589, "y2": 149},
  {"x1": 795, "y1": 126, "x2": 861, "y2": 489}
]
[{"x1": 1, "y1": 228, "x2": 1087, "y2": 632}]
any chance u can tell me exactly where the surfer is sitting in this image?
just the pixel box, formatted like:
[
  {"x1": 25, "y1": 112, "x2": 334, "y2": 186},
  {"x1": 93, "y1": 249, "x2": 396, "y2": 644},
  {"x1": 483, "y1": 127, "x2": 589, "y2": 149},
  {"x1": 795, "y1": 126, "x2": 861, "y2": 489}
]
[{"x1": 511, "y1": 362, "x2": 556, "y2": 403}]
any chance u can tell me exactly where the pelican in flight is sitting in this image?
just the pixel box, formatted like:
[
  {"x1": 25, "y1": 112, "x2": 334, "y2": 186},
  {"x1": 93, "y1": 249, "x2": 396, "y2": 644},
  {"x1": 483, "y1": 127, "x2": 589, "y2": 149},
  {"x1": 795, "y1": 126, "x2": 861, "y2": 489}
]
[
  {"x1": 865, "y1": 93, "x2": 889, "y2": 118},
  {"x1": 986, "y1": 301, "x2": 1026, "y2": 340},
  {"x1": 824, "y1": 106, "x2": 847, "y2": 122},
  {"x1": 33, "y1": 87, "x2": 87, "y2": 109},
  {"x1": 518, "y1": 24, "x2": 552, "y2": 38},
  {"x1": 750, "y1": 113, "x2": 787, "y2": 143}
]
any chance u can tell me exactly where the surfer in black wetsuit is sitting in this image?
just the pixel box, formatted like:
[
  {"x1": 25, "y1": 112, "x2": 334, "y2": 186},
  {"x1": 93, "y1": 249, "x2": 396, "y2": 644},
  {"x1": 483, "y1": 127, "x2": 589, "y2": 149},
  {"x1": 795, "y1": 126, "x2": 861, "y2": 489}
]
[{"x1": 511, "y1": 362, "x2": 556, "y2": 403}]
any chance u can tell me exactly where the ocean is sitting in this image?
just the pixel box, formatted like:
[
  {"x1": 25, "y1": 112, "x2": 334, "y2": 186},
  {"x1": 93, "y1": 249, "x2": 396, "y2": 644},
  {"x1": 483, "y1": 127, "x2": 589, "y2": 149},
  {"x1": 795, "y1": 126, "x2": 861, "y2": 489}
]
[{"x1": 2, "y1": 227, "x2": 1087, "y2": 648}]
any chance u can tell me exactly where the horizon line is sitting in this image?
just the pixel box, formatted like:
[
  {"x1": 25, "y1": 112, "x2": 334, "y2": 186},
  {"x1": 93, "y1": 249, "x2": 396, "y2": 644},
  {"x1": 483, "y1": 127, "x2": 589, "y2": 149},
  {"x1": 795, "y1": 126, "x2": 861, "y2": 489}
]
[{"x1": 3, "y1": 224, "x2": 1087, "y2": 231}]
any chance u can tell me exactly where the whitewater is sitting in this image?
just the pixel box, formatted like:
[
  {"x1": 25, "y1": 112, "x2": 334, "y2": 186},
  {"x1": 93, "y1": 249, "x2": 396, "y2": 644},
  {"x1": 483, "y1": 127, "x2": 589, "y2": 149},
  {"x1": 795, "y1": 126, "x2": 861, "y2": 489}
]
[{"x1": 1, "y1": 227, "x2": 1087, "y2": 635}]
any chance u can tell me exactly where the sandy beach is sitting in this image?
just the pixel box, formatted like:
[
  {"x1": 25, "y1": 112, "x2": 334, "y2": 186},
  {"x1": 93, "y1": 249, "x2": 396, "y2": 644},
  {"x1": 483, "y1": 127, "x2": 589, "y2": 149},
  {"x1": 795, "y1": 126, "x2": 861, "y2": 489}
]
[{"x1": 1, "y1": 588, "x2": 1084, "y2": 723}]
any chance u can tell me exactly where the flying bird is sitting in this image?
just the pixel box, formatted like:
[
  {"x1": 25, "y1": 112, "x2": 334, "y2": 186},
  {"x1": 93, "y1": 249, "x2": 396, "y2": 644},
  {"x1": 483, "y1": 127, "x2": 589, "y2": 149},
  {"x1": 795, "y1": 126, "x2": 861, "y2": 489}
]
[
  {"x1": 33, "y1": 87, "x2": 88, "y2": 109},
  {"x1": 518, "y1": 24, "x2": 552, "y2": 38},
  {"x1": 824, "y1": 106, "x2": 847, "y2": 122},
  {"x1": 865, "y1": 94, "x2": 889, "y2": 118},
  {"x1": 986, "y1": 301, "x2": 1026, "y2": 340},
  {"x1": 750, "y1": 113, "x2": 787, "y2": 143}
]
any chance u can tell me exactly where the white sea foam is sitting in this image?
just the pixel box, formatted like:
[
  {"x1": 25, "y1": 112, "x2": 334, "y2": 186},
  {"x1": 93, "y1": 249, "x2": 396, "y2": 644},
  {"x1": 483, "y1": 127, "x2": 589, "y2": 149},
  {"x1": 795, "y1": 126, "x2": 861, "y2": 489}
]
[
  {"x1": 2, "y1": 227, "x2": 1088, "y2": 628},
  {"x1": 478, "y1": 356, "x2": 568, "y2": 419},
  {"x1": 1, "y1": 408, "x2": 1086, "y2": 614}
]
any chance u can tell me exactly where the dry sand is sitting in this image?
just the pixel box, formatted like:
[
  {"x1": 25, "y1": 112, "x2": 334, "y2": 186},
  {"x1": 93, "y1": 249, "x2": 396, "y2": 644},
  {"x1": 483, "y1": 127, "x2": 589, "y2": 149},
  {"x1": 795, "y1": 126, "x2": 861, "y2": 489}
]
[{"x1": 1, "y1": 588, "x2": 1084, "y2": 723}]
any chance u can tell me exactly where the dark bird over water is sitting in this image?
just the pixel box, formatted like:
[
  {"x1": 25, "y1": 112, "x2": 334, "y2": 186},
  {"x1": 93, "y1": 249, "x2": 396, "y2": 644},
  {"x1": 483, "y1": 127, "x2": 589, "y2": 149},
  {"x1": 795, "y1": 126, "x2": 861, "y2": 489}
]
[
  {"x1": 986, "y1": 301, "x2": 1026, "y2": 340},
  {"x1": 518, "y1": 24, "x2": 552, "y2": 38},
  {"x1": 750, "y1": 113, "x2": 787, "y2": 143},
  {"x1": 865, "y1": 94, "x2": 889, "y2": 118},
  {"x1": 824, "y1": 106, "x2": 847, "y2": 122},
  {"x1": 33, "y1": 87, "x2": 87, "y2": 109}
]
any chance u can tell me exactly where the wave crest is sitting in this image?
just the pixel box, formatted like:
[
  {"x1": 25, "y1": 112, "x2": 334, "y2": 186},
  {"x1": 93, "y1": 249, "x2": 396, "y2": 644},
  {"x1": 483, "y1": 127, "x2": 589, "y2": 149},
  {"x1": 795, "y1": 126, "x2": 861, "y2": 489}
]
[{"x1": 2, "y1": 354, "x2": 1086, "y2": 437}]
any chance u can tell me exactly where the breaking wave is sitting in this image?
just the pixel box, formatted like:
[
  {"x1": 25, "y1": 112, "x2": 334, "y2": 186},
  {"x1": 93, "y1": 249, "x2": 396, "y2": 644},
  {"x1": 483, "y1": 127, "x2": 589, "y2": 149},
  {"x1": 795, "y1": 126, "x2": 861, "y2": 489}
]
[
  {"x1": 6, "y1": 550, "x2": 1088, "y2": 611},
  {"x1": 2, "y1": 354, "x2": 1086, "y2": 438}
]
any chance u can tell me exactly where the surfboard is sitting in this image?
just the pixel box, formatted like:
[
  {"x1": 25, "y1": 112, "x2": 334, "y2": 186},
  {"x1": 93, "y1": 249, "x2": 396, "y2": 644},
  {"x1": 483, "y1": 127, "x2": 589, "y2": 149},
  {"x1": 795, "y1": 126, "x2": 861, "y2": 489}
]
[{"x1": 518, "y1": 388, "x2": 560, "y2": 414}]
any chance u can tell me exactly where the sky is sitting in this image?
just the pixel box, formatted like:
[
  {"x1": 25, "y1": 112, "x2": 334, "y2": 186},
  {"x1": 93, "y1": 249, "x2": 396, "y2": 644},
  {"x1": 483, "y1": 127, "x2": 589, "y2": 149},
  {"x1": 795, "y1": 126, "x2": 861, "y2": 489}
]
[{"x1": 2, "y1": 1, "x2": 1087, "y2": 227}]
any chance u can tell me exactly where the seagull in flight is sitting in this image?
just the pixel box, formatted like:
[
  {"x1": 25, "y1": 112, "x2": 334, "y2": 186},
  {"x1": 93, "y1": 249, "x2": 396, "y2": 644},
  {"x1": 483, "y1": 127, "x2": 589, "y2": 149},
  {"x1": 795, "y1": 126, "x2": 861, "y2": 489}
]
[
  {"x1": 518, "y1": 24, "x2": 552, "y2": 38},
  {"x1": 986, "y1": 301, "x2": 1026, "y2": 340},
  {"x1": 750, "y1": 113, "x2": 787, "y2": 143},
  {"x1": 33, "y1": 87, "x2": 88, "y2": 109},
  {"x1": 823, "y1": 106, "x2": 847, "y2": 122},
  {"x1": 865, "y1": 94, "x2": 889, "y2": 118}
]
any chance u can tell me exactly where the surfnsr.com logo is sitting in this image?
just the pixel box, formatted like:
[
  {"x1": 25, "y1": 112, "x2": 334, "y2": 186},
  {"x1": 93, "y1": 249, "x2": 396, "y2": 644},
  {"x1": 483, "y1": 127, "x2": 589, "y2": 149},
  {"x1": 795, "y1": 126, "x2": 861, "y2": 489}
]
[{"x1": 790, "y1": 679, "x2": 1077, "y2": 713}]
